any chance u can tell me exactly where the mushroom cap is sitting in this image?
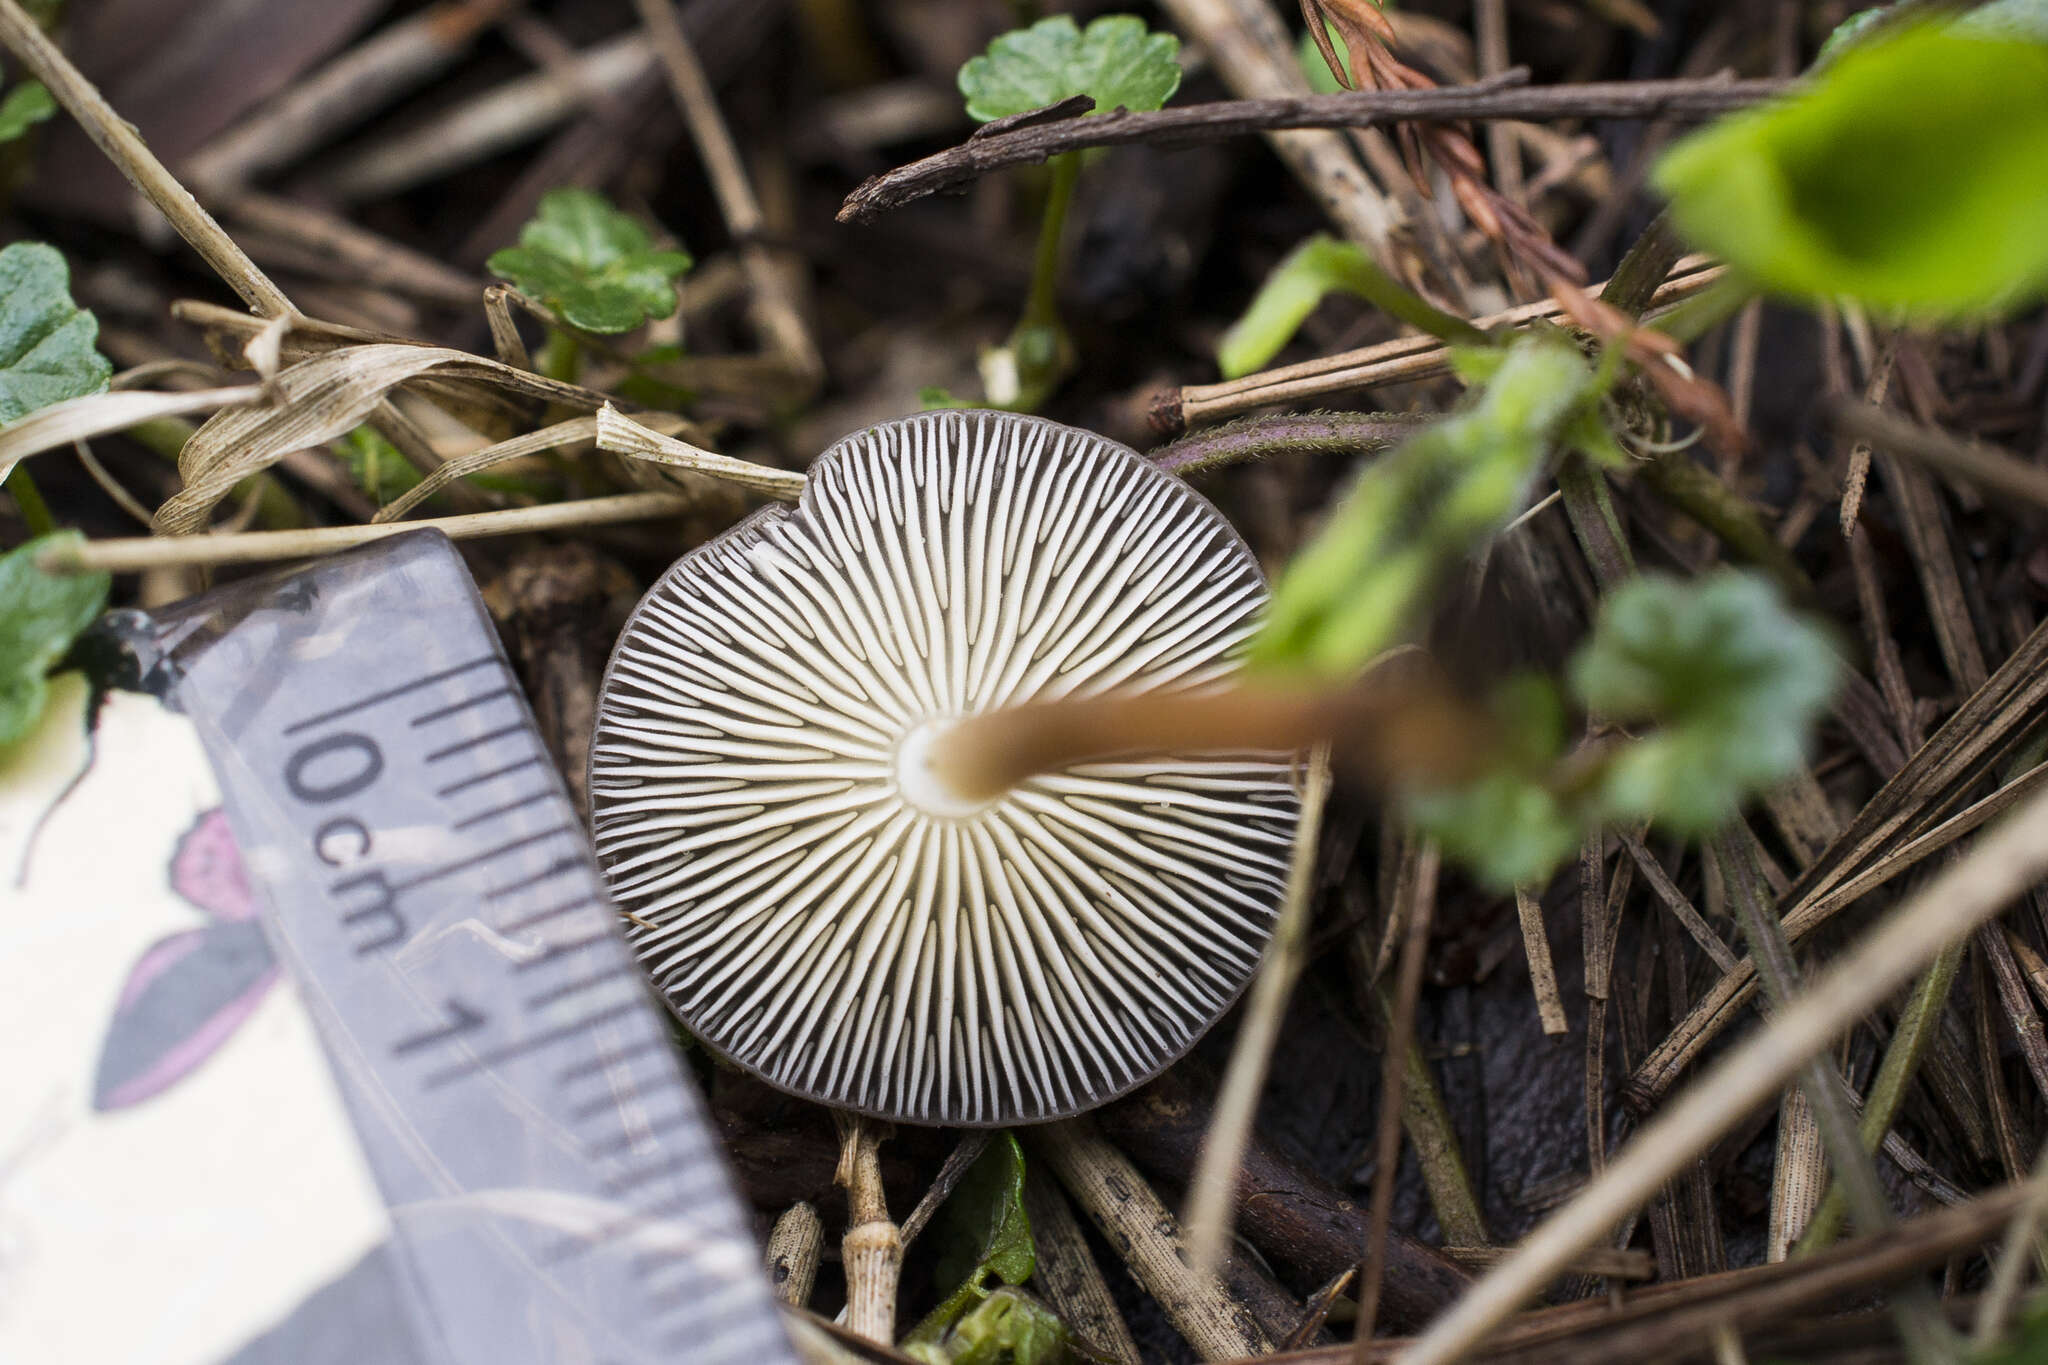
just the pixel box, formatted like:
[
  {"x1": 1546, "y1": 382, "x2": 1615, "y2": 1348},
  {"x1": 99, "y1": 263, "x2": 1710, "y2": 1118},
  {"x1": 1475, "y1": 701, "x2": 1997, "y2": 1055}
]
[{"x1": 589, "y1": 410, "x2": 1302, "y2": 1125}]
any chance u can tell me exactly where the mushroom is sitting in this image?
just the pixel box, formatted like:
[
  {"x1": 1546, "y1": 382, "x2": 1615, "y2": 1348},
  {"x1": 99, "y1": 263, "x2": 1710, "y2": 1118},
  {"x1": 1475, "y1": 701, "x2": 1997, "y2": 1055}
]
[{"x1": 588, "y1": 410, "x2": 1302, "y2": 1125}]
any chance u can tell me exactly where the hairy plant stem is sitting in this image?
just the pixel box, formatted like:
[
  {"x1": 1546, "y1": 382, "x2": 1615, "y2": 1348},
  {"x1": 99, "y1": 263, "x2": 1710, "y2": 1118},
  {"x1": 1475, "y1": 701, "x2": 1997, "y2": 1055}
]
[
  {"x1": 1149, "y1": 411, "x2": 1429, "y2": 477},
  {"x1": 5, "y1": 463, "x2": 54, "y2": 538}
]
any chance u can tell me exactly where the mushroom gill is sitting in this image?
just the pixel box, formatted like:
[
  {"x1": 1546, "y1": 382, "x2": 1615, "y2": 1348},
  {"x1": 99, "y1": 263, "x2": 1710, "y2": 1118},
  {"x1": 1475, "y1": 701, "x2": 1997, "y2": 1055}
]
[{"x1": 589, "y1": 410, "x2": 1301, "y2": 1125}]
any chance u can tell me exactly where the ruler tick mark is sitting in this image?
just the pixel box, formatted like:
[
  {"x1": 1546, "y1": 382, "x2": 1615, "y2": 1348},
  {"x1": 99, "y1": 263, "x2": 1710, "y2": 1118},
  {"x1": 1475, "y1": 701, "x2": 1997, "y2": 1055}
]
[
  {"x1": 514, "y1": 932, "x2": 614, "y2": 971},
  {"x1": 527, "y1": 966, "x2": 635, "y2": 1010},
  {"x1": 452, "y1": 788, "x2": 557, "y2": 832},
  {"x1": 435, "y1": 752, "x2": 543, "y2": 798},
  {"x1": 498, "y1": 894, "x2": 600, "y2": 935},
  {"x1": 583, "y1": 1108, "x2": 693, "y2": 1159},
  {"x1": 424, "y1": 1000, "x2": 643, "y2": 1088},
  {"x1": 396, "y1": 825, "x2": 578, "y2": 893},
  {"x1": 411, "y1": 686, "x2": 516, "y2": 727},
  {"x1": 557, "y1": 1035, "x2": 667, "y2": 1087},
  {"x1": 603, "y1": 1149, "x2": 700, "y2": 1197},
  {"x1": 425, "y1": 722, "x2": 528, "y2": 764},
  {"x1": 284, "y1": 656, "x2": 502, "y2": 734},
  {"x1": 484, "y1": 855, "x2": 586, "y2": 900}
]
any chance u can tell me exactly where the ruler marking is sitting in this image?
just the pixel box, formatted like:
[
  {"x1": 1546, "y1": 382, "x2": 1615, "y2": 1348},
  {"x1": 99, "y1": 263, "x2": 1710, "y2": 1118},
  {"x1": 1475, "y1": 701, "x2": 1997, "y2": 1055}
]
[
  {"x1": 499, "y1": 894, "x2": 601, "y2": 936},
  {"x1": 283, "y1": 655, "x2": 502, "y2": 734},
  {"x1": 582, "y1": 1108, "x2": 694, "y2": 1159},
  {"x1": 436, "y1": 753, "x2": 544, "y2": 799},
  {"x1": 527, "y1": 965, "x2": 636, "y2": 1010},
  {"x1": 603, "y1": 1149, "x2": 700, "y2": 1197},
  {"x1": 452, "y1": 788, "x2": 558, "y2": 832},
  {"x1": 425, "y1": 722, "x2": 529, "y2": 764},
  {"x1": 395, "y1": 825, "x2": 579, "y2": 894},
  {"x1": 484, "y1": 855, "x2": 587, "y2": 901},
  {"x1": 410, "y1": 686, "x2": 517, "y2": 727},
  {"x1": 423, "y1": 1000, "x2": 643, "y2": 1088},
  {"x1": 513, "y1": 931, "x2": 613, "y2": 971},
  {"x1": 557, "y1": 1035, "x2": 667, "y2": 1086}
]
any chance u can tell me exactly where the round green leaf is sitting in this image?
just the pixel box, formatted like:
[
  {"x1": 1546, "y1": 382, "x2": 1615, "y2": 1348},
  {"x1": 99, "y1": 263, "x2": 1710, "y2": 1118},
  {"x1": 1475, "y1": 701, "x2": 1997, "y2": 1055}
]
[
  {"x1": 959, "y1": 14, "x2": 1182, "y2": 123},
  {"x1": 1655, "y1": 28, "x2": 2048, "y2": 318}
]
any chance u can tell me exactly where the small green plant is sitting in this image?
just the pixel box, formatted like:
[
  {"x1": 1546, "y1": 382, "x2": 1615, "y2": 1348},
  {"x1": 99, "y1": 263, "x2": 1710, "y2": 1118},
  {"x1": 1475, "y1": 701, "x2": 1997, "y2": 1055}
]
[
  {"x1": 1250, "y1": 335, "x2": 1619, "y2": 678},
  {"x1": 1217, "y1": 233, "x2": 1486, "y2": 379},
  {"x1": 488, "y1": 188, "x2": 693, "y2": 382},
  {"x1": 903, "y1": 1133, "x2": 1036, "y2": 1350},
  {"x1": 1245, "y1": 332, "x2": 1839, "y2": 890},
  {"x1": 957, "y1": 14, "x2": 1182, "y2": 409},
  {"x1": 1409, "y1": 572, "x2": 1841, "y2": 889},
  {"x1": 1655, "y1": 22, "x2": 2048, "y2": 318},
  {"x1": 340, "y1": 424, "x2": 422, "y2": 505},
  {"x1": 0, "y1": 531, "x2": 109, "y2": 746},
  {"x1": 905, "y1": 1288, "x2": 1069, "y2": 1365}
]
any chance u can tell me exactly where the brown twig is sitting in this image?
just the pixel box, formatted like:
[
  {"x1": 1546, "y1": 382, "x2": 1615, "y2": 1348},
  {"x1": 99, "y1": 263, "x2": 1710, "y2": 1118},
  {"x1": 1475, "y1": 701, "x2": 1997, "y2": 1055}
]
[
  {"x1": 838, "y1": 77, "x2": 1791, "y2": 222},
  {"x1": 1160, "y1": 258, "x2": 1723, "y2": 432}
]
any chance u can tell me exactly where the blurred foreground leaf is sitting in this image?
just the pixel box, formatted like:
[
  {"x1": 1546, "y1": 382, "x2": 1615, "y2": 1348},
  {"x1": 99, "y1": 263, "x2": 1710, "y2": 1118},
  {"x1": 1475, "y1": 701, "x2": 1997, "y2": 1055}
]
[{"x1": 1656, "y1": 26, "x2": 2048, "y2": 318}]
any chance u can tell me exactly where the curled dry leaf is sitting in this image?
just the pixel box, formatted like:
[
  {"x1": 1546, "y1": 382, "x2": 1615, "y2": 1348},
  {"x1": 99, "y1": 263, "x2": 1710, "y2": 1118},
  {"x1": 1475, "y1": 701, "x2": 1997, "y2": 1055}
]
[
  {"x1": 152, "y1": 342, "x2": 624, "y2": 534},
  {"x1": 372, "y1": 408, "x2": 754, "y2": 524}
]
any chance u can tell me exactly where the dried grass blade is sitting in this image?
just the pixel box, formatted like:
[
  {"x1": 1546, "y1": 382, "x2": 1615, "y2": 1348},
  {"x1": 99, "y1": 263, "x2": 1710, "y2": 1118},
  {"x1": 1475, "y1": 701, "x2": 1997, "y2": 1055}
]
[
  {"x1": 41, "y1": 493, "x2": 694, "y2": 574},
  {"x1": 0, "y1": 387, "x2": 265, "y2": 480},
  {"x1": 374, "y1": 416, "x2": 602, "y2": 523},
  {"x1": 154, "y1": 345, "x2": 654, "y2": 533},
  {"x1": 594, "y1": 405, "x2": 807, "y2": 498}
]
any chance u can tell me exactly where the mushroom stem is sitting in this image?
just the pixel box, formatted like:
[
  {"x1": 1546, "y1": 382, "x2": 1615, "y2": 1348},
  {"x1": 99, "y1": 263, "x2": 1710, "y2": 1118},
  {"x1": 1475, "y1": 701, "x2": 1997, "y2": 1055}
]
[
  {"x1": 833, "y1": 1114, "x2": 901, "y2": 1345},
  {"x1": 920, "y1": 664, "x2": 1496, "y2": 808}
]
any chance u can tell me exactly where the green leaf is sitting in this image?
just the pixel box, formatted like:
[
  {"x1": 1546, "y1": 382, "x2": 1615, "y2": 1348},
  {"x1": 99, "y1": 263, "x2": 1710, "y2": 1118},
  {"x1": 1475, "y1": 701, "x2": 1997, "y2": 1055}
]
[
  {"x1": 1570, "y1": 570, "x2": 1840, "y2": 833},
  {"x1": 907, "y1": 1134, "x2": 1035, "y2": 1348},
  {"x1": 0, "y1": 81, "x2": 54, "y2": 143},
  {"x1": 0, "y1": 241, "x2": 112, "y2": 429},
  {"x1": 959, "y1": 14, "x2": 1182, "y2": 123},
  {"x1": 1654, "y1": 26, "x2": 2048, "y2": 318},
  {"x1": 1250, "y1": 336, "x2": 1603, "y2": 678},
  {"x1": 905, "y1": 1288, "x2": 1071, "y2": 1365},
  {"x1": 0, "y1": 532, "x2": 109, "y2": 746},
  {"x1": 486, "y1": 188, "x2": 692, "y2": 335}
]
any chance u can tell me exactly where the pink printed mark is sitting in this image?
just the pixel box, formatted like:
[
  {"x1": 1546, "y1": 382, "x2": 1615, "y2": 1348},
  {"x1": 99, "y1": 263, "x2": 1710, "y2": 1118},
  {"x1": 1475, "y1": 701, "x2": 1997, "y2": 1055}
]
[
  {"x1": 169, "y1": 808, "x2": 256, "y2": 922},
  {"x1": 91, "y1": 808, "x2": 278, "y2": 1112}
]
